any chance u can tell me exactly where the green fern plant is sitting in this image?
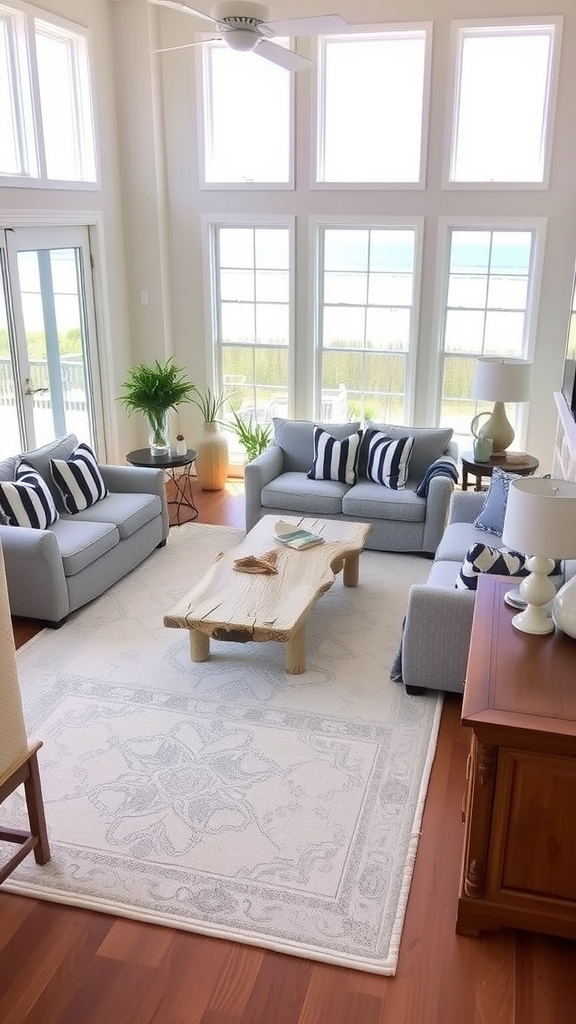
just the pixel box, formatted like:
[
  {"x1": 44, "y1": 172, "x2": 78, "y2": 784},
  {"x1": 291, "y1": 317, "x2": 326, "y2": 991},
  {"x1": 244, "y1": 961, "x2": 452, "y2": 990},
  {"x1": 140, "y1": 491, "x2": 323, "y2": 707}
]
[
  {"x1": 118, "y1": 359, "x2": 196, "y2": 448},
  {"x1": 229, "y1": 410, "x2": 272, "y2": 463}
]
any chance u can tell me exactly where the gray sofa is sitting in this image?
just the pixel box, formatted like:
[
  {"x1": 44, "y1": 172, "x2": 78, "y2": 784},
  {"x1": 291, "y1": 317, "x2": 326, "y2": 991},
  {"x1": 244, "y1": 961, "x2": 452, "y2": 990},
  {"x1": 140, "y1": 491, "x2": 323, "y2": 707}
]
[
  {"x1": 245, "y1": 418, "x2": 458, "y2": 554},
  {"x1": 0, "y1": 434, "x2": 169, "y2": 626},
  {"x1": 399, "y1": 489, "x2": 576, "y2": 695}
]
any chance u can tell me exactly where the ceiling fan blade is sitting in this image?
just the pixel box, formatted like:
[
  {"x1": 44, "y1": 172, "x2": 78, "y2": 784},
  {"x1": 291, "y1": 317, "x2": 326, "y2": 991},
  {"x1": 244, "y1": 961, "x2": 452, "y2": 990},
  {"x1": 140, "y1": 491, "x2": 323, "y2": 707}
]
[
  {"x1": 264, "y1": 14, "x2": 351, "y2": 36},
  {"x1": 255, "y1": 39, "x2": 314, "y2": 72},
  {"x1": 149, "y1": 1, "x2": 216, "y2": 24},
  {"x1": 149, "y1": 37, "x2": 220, "y2": 53}
]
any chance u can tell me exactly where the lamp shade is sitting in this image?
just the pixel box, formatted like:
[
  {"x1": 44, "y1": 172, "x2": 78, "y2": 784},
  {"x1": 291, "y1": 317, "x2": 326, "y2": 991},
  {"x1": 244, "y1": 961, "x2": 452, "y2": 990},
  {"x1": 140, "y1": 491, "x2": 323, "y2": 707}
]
[
  {"x1": 472, "y1": 358, "x2": 532, "y2": 402},
  {"x1": 502, "y1": 477, "x2": 576, "y2": 559}
]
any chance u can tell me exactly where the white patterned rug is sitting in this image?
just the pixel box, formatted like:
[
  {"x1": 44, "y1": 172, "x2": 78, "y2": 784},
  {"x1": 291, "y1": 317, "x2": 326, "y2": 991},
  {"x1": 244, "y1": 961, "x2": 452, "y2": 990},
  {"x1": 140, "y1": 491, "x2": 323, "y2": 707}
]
[{"x1": 4, "y1": 524, "x2": 442, "y2": 974}]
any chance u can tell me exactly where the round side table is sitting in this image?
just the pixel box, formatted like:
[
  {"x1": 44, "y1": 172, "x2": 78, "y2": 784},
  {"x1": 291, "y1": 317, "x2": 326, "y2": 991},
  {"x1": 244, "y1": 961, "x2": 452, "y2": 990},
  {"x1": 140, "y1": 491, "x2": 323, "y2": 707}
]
[
  {"x1": 126, "y1": 448, "x2": 198, "y2": 525},
  {"x1": 460, "y1": 451, "x2": 539, "y2": 492}
]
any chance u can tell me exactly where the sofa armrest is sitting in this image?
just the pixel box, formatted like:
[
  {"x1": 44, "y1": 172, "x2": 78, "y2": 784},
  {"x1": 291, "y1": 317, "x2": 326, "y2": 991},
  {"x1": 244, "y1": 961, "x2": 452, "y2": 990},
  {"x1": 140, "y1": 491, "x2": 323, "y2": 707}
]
[
  {"x1": 449, "y1": 489, "x2": 487, "y2": 525},
  {"x1": 422, "y1": 474, "x2": 456, "y2": 555},
  {"x1": 244, "y1": 446, "x2": 284, "y2": 532},
  {"x1": 402, "y1": 583, "x2": 475, "y2": 694},
  {"x1": 0, "y1": 524, "x2": 69, "y2": 622},
  {"x1": 101, "y1": 464, "x2": 169, "y2": 540}
]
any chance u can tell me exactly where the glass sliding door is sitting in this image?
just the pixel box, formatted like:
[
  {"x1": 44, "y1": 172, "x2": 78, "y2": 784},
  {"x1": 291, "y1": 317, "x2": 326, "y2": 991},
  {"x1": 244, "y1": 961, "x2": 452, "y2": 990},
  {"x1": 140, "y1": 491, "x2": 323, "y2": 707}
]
[{"x1": 0, "y1": 226, "x2": 102, "y2": 458}]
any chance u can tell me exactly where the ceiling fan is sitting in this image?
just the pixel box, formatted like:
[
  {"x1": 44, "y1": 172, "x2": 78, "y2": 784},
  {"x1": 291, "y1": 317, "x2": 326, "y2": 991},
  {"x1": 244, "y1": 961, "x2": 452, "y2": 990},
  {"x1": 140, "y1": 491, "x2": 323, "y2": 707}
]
[{"x1": 138, "y1": 1, "x2": 354, "y2": 71}]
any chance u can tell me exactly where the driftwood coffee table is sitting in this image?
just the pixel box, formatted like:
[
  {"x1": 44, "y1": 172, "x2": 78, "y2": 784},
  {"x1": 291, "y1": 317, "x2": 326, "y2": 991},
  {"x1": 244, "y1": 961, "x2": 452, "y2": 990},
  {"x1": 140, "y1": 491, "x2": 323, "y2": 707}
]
[{"x1": 164, "y1": 515, "x2": 372, "y2": 674}]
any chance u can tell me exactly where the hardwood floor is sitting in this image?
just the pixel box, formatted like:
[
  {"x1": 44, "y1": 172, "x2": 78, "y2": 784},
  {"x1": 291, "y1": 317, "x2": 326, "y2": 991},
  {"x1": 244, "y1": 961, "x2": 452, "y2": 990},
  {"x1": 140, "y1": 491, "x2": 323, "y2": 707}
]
[{"x1": 2, "y1": 477, "x2": 575, "y2": 1023}]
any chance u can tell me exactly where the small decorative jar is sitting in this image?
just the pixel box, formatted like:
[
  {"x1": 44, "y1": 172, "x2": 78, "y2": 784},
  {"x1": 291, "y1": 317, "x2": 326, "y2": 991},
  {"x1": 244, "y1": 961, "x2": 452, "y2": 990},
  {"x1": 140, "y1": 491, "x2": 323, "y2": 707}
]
[{"x1": 175, "y1": 434, "x2": 187, "y2": 457}]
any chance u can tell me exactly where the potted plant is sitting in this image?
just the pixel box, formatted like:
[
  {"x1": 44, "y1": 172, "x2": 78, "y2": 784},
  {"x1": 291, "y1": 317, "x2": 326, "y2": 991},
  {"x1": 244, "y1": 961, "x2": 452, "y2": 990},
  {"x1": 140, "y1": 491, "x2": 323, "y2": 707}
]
[
  {"x1": 229, "y1": 409, "x2": 272, "y2": 463},
  {"x1": 119, "y1": 358, "x2": 196, "y2": 455},
  {"x1": 190, "y1": 385, "x2": 234, "y2": 491}
]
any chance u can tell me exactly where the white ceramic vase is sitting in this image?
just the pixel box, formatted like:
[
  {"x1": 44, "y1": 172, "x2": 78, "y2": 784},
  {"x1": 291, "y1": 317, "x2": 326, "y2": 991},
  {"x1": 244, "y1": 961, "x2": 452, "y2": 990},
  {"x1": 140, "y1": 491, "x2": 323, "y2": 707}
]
[
  {"x1": 195, "y1": 421, "x2": 229, "y2": 490},
  {"x1": 551, "y1": 574, "x2": 576, "y2": 639}
]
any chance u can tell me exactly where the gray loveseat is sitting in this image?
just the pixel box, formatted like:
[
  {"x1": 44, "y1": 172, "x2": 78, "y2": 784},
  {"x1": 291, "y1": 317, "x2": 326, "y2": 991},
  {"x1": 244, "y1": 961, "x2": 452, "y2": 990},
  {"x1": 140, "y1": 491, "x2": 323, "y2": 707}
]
[
  {"x1": 245, "y1": 418, "x2": 458, "y2": 554},
  {"x1": 399, "y1": 489, "x2": 576, "y2": 695},
  {"x1": 0, "y1": 434, "x2": 169, "y2": 626}
]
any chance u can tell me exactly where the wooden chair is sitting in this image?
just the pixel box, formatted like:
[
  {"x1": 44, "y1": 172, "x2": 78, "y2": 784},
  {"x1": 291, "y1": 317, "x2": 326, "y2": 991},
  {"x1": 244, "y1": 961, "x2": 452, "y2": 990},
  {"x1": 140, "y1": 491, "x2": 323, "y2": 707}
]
[{"x1": 0, "y1": 542, "x2": 50, "y2": 884}]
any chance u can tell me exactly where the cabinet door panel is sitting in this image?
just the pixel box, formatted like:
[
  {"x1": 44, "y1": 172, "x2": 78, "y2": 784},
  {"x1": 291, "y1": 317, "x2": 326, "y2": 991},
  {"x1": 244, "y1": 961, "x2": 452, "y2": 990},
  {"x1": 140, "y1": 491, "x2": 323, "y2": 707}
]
[{"x1": 488, "y1": 748, "x2": 576, "y2": 901}]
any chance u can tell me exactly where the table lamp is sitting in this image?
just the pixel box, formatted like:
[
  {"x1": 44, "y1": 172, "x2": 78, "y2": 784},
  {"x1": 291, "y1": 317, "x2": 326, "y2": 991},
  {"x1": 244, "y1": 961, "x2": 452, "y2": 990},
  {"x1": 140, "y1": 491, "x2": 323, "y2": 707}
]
[
  {"x1": 501, "y1": 477, "x2": 576, "y2": 634},
  {"x1": 471, "y1": 357, "x2": 532, "y2": 456}
]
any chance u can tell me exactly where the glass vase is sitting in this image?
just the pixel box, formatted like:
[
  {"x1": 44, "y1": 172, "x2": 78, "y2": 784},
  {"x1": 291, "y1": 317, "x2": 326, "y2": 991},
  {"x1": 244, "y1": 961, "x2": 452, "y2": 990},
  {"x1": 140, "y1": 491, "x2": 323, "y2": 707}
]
[{"x1": 147, "y1": 410, "x2": 170, "y2": 456}]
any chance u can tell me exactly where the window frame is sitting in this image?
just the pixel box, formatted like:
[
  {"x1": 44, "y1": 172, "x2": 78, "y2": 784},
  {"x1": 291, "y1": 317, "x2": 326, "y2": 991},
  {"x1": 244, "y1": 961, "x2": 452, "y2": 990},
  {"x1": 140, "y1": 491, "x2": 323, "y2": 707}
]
[
  {"x1": 197, "y1": 38, "x2": 295, "y2": 191},
  {"x1": 313, "y1": 23, "x2": 433, "y2": 190},
  {"x1": 443, "y1": 16, "x2": 563, "y2": 191},
  {"x1": 0, "y1": 0, "x2": 99, "y2": 190},
  {"x1": 311, "y1": 214, "x2": 425, "y2": 424},
  {"x1": 201, "y1": 214, "x2": 296, "y2": 450},
  {"x1": 433, "y1": 216, "x2": 548, "y2": 447}
]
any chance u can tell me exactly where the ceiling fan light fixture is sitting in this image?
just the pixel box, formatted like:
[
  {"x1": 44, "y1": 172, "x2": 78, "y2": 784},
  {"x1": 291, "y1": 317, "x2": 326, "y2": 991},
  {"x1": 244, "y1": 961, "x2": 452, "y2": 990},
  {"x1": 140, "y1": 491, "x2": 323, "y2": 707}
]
[{"x1": 224, "y1": 28, "x2": 259, "y2": 51}]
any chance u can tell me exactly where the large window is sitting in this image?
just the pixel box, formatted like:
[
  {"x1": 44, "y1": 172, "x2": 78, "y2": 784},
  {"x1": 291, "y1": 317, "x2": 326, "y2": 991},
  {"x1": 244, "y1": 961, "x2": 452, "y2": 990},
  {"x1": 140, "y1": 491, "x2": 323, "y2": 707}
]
[
  {"x1": 200, "y1": 41, "x2": 292, "y2": 186},
  {"x1": 0, "y1": 2, "x2": 97, "y2": 186},
  {"x1": 438, "y1": 226, "x2": 544, "y2": 446},
  {"x1": 316, "y1": 224, "x2": 421, "y2": 423},
  {"x1": 207, "y1": 222, "x2": 293, "y2": 452},
  {"x1": 316, "y1": 27, "x2": 431, "y2": 186},
  {"x1": 447, "y1": 19, "x2": 562, "y2": 186}
]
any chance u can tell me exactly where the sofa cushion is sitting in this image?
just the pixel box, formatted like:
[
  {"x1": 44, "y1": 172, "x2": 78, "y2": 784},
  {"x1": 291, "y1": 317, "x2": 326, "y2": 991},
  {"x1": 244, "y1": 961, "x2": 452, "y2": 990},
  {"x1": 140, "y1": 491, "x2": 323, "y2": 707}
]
[
  {"x1": 361, "y1": 423, "x2": 454, "y2": 481},
  {"x1": 261, "y1": 472, "x2": 348, "y2": 516},
  {"x1": 472, "y1": 466, "x2": 519, "y2": 537},
  {"x1": 50, "y1": 442, "x2": 109, "y2": 513},
  {"x1": 435, "y1": 520, "x2": 499, "y2": 563},
  {"x1": 366, "y1": 431, "x2": 414, "y2": 489},
  {"x1": 0, "y1": 463, "x2": 59, "y2": 529},
  {"x1": 307, "y1": 426, "x2": 361, "y2": 484},
  {"x1": 0, "y1": 454, "x2": 19, "y2": 482},
  {"x1": 342, "y1": 480, "x2": 426, "y2": 522},
  {"x1": 49, "y1": 518, "x2": 119, "y2": 576},
  {"x1": 273, "y1": 418, "x2": 361, "y2": 474},
  {"x1": 62, "y1": 491, "x2": 162, "y2": 540}
]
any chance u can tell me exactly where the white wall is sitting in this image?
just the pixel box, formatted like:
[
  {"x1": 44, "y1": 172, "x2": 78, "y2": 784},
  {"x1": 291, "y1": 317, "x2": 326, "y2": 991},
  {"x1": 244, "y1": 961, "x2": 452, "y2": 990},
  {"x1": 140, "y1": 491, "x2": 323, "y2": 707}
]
[{"x1": 3, "y1": 0, "x2": 575, "y2": 466}]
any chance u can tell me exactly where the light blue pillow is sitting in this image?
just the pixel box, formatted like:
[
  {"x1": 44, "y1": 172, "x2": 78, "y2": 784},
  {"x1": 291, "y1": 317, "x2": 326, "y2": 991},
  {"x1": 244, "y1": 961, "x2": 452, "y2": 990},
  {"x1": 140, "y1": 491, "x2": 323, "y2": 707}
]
[{"x1": 472, "y1": 466, "x2": 519, "y2": 537}]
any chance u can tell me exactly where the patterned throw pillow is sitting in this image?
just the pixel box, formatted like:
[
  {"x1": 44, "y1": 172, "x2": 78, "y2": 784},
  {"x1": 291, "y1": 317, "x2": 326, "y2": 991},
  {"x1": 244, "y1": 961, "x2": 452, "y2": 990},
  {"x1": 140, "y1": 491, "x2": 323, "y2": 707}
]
[
  {"x1": 472, "y1": 466, "x2": 519, "y2": 537},
  {"x1": 307, "y1": 426, "x2": 361, "y2": 485},
  {"x1": 456, "y1": 542, "x2": 561, "y2": 591},
  {"x1": 0, "y1": 462, "x2": 59, "y2": 529},
  {"x1": 366, "y1": 431, "x2": 414, "y2": 490},
  {"x1": 50, "y1": 442, "x2": 109, "y2": 514}
]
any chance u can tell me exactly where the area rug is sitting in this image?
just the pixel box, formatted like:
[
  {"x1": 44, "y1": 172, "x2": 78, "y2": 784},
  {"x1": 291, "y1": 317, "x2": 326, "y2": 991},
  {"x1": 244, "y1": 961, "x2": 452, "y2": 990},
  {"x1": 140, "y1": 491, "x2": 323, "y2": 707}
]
[{"x1": 4, "y1": 523, "x2": 442, "y2": 975}]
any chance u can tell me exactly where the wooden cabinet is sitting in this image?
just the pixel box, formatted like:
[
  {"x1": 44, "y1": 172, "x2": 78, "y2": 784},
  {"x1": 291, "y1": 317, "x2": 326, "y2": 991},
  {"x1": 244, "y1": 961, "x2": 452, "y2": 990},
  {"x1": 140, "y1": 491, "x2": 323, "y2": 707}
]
[{"x1": 456, "y1": 574, "x2": 576, "y2": 939}]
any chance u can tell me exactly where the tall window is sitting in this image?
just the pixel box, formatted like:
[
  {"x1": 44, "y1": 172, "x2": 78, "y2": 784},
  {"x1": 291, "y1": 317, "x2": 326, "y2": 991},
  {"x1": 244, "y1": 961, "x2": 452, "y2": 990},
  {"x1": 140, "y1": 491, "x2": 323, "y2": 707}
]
[
  {"x1": 447, "y1": 19, "x2": 562, "y2": 186},
  {"x1": 317, "y1": 27, "x2": 431, "y2": 185},
  {"x1": 438, "y1": 227, "x2": 541, "y2": 444},
  {"x1": 201, "y1": 42, "x2": 292, "y2": 186},
  {"x1": 0, "y1": 3, "x2": 97, "y2": 185},
  {"x1": 209, "y1": 223, "x2": 292, "y2": 443},
  {"x1": 317, "y1": 225, "x2": 420, "y2": 423}
]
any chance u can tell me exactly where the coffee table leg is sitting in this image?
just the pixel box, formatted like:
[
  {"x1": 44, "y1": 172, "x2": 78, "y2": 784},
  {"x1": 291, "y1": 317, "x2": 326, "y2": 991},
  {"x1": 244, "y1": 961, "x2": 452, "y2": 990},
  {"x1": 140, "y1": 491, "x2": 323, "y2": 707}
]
[
  {"x1": 190, "y1": 629, "x2": 210, "y2": 662},
  {"x1": 343, "y1": 553, "x2": 360, "y2": 587},
  {"x1": 286, "y1": 624, "x2": 306, "y2": 674}
]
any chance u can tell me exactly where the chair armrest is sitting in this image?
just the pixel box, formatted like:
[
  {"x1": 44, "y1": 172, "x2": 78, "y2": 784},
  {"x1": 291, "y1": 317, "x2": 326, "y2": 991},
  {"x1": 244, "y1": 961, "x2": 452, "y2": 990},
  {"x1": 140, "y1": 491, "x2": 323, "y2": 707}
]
[
  {"x1": 100, "y1": 464, "x2": 169, "y2": 539},
  {"x1": 244, "y1": 446, "x2": 284, "y2": 532},
  {"x1": 402, "y1": 584, "x2": 476, "y2": 694},
  {"x1": 449, "y1": 490, "x2": 487, "y2": 525},
  {"x1": 0, "y1": 525, "x2": 69, "y2": 622}
]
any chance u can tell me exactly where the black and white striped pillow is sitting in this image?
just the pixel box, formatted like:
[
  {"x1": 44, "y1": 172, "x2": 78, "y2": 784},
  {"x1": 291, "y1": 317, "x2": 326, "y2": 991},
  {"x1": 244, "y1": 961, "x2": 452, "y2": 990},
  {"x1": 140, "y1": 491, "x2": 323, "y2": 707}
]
[
  {"x1": 50, "y1": 442, "x2": 108, "y2": 514},
  {"x1": 307, "y1": 426, "x2": 361, "y2": 485},
  {"x1": 366, "y1": 432, "x2": 414, "y2": 490},
  {"x1": 0, "y1": 462, "x2": 59, "y2": 529}
]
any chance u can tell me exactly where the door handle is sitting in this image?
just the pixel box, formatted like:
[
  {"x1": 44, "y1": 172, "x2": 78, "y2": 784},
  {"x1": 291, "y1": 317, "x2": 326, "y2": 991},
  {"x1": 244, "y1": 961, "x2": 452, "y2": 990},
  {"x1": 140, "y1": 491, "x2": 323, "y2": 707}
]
[{"x1": 24, "y1": 379, "x2": 49, "y2": 395}]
